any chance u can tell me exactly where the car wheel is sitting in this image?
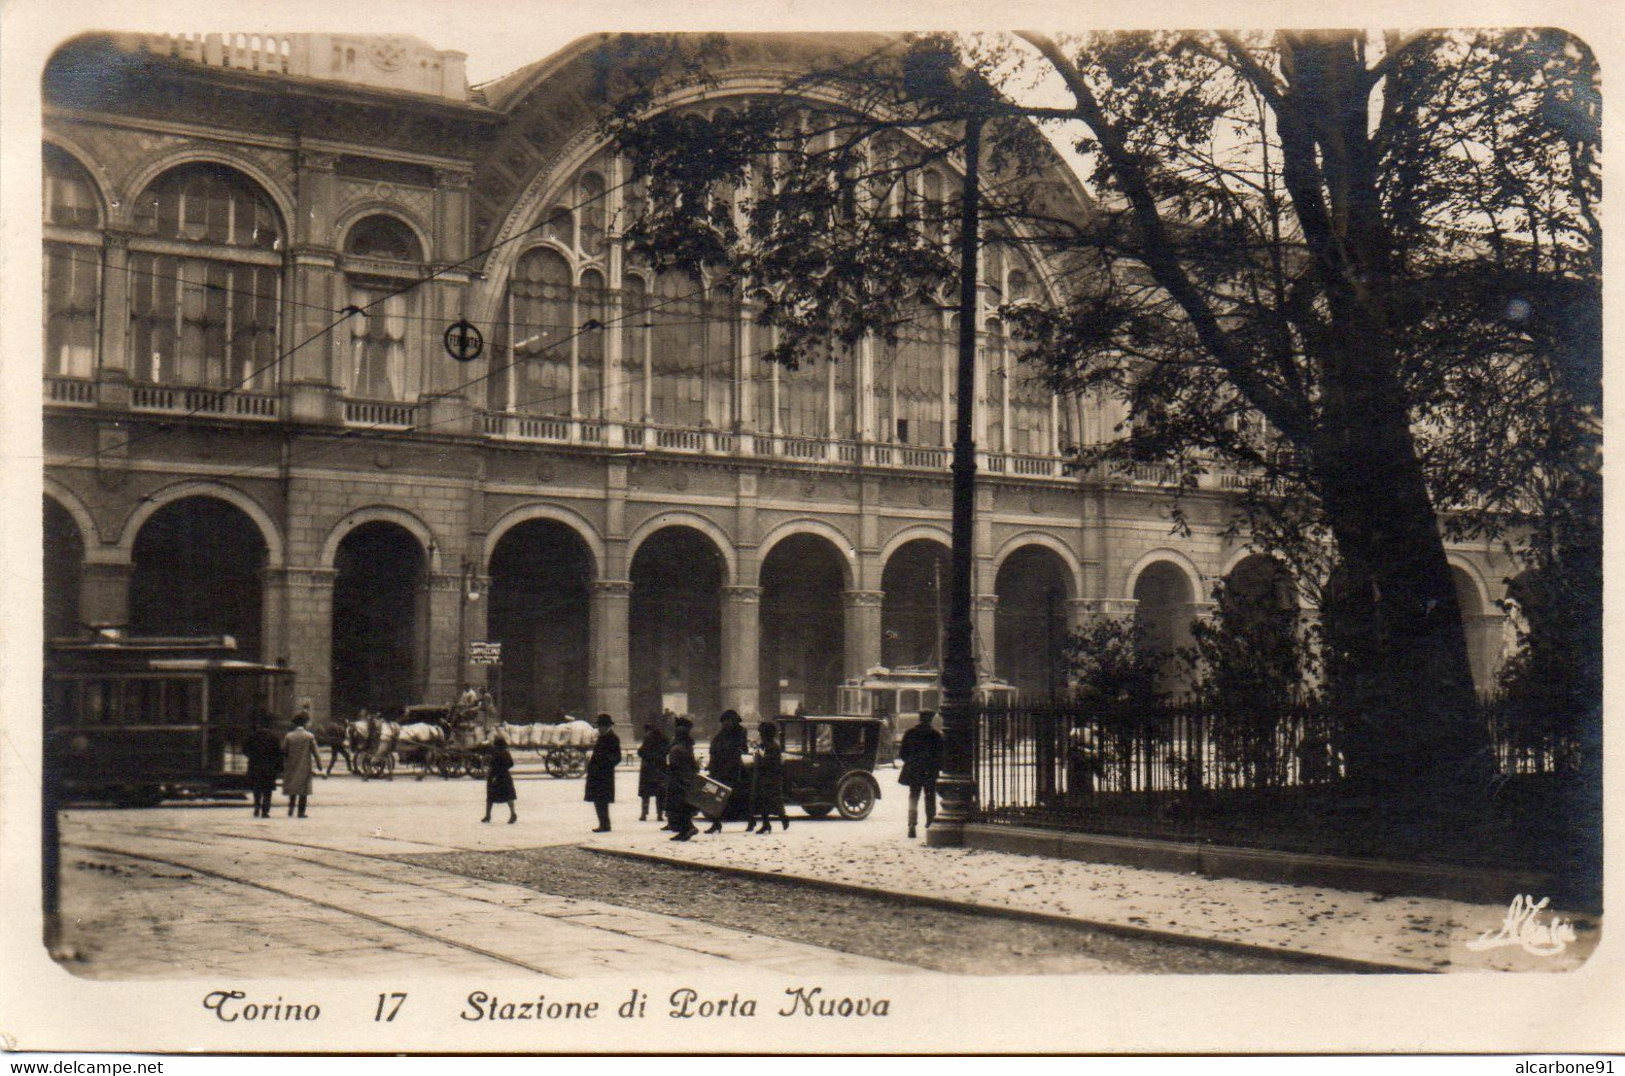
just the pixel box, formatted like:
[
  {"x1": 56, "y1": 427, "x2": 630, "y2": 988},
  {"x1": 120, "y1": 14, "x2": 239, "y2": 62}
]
[
  {"x1": 834, "y1": 774, "x2": 875, "y2": 820},
  {"x1": 802, "y1": 804, "x2": 833, "y2": 818}
]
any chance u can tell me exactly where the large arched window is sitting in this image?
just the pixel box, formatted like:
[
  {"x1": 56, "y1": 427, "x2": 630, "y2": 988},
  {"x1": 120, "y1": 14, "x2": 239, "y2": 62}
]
[
  {"x1": 127, "y1": 164, "x2": 282, "y2": 388},
  {"x1": 342, "y1": 214, "x2": 423, "y2": 401},
  {"x1": 879, "y1": 299, "x2": 946, "y2": 445},
  {"x1": 43, "y1": 145, "x2": 102, "y2": 378},
  {"x1": 651, "y1": 269, "x2": 707, "y2": 427},
  {"x1": 508, "y1": 246, "x2": 573, "y2": 417}
]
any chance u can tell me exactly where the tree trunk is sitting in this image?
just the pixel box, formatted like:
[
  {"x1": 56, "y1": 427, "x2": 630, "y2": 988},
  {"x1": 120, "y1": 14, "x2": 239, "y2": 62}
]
[{"x1": 1314, "y1": 361, "x2": 1494, "y2": 802}]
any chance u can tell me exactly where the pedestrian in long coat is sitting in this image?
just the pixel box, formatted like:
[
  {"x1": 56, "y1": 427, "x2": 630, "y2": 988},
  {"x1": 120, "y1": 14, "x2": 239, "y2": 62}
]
[
  {"x1": 244, "y1": 714, "x2": 282, "y2": 818},
  {"x1": 585, "y1": 713, "x2": 622, "y2": 832},
  {"x1": 666, "y1": 718, "x2": 700, "y2": 841},
  {"x1": 746, "y1": 720, "x2": 789, "y2": 835},
  {"x1": 637, "y1": 722, "x2": 670, "y2": 823},
  {"x1": 483, "y1": 735, "x2": 517, "y2": 823},
  {"x1": 898, "y1": 709, "x2": 944, "y2": 838},
  {"x1": 281, "y1": 713, "x2": 320, "y2": 818},
  {"x1": 704, "y1": 709, "x2": 748, "y2": 833}
]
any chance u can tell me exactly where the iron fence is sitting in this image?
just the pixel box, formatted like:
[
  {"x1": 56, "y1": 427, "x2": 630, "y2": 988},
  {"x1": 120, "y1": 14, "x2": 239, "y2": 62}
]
[{"x1": 974, "y1": 699, "x2": 1580, "y2": 836}]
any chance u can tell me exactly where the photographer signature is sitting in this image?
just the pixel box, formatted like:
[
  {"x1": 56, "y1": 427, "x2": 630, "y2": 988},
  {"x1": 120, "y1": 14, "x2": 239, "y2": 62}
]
[{"x1": 1464, "y1": 894, "x2": 1577, "y2": 956}]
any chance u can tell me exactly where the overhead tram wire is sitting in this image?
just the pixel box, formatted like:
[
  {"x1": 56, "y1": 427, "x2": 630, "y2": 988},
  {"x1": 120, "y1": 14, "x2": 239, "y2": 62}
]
[
  {"x1": 67, "y1": 274, "x2": 716, "y2": 514},
  {"x1": 51, "y1": 132, "x2": 1049, "y2": 476},
  {"x1": 48, "y1": 171, "x2": 638, "y2": 472},
  {"x1": 70, "y1": 299, "x2": 941, "y2": 518}
]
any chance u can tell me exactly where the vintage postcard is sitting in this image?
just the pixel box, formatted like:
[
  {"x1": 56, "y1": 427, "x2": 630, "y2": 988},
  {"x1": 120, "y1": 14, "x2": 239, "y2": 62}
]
[{"x1": 1, "y1": 0, "x2": 1619, "y2": 1056}]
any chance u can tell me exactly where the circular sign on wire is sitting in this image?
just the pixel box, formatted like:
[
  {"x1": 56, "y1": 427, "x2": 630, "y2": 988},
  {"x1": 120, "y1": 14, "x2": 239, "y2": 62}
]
[{"x1": 444, "y1": 319, "x2": 485, "y2": 363}]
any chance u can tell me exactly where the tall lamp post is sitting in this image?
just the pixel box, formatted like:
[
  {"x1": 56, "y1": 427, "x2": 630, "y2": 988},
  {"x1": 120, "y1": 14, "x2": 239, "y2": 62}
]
[{"x1": 929, "y1": 114, "x2": 983, "y2": 847}]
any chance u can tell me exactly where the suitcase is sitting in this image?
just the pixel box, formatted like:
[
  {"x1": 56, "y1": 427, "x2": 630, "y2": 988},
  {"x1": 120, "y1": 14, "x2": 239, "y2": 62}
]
[{"x1": 687, "y1": 775, "x2": 733, "y2": 820}]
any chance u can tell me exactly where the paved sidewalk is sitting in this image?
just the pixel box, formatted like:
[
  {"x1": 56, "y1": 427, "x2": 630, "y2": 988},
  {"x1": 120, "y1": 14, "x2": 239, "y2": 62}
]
[{"x1": 587, "y1": 820, "x2": 1601, "y2": 973}]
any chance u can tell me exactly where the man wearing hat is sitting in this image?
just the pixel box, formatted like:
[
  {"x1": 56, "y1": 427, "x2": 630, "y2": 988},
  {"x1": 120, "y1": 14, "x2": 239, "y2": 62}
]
[
  {"x1": 585, "y1": 713, "x2": 622, "y2": 832},
  {"x1": 666, "y1": 717, "x2": 700, "y2": 841}
]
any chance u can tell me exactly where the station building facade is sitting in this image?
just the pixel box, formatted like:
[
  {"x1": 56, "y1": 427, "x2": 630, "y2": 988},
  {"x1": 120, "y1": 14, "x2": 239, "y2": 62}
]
[{"x1": 40, "y1": 31, "x2": 1519, "y2": 728}]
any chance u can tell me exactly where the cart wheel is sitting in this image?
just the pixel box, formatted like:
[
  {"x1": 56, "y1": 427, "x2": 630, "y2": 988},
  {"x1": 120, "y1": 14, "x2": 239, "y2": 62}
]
[
  {"x1": 567, "y1": 749, "x2": 587, "y2": 778},
  {"x1": 834, "y1": 774, "x2": 876, "y2": 820},
  {"x1": 436, "y1": 753, "x2": 461, "y2": 779},
  {"x1": 466, "y1": 754, "x2": 489, "y2": 779},
  {"x1": 802, "y1": 804, "x2": 833, "y2": 819},
  {"x1": 544, "y1": 748, "x2": 570, "y2": 778}
]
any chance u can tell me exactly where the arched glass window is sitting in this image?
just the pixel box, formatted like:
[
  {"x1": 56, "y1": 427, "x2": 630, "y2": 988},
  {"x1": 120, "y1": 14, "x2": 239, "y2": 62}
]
[
  {"x1": 651, "y1": 269, "x2": 706, "y2": 427},
  {"x1": 578, "y1": 268, "x2": 607, "y2": 417},
  {"x1": 343, "y1": 215, "x2": 423, "y2": 401},
  {"x1": 579, "y1": 172, "x2": 607, "y2": 256},
  {"x1": 882, "y1": 299, "x2": 945, "y2": 445},
  {"x1": 621, "y1": 272, "x2": 649, "y2": 420},
  {"x1": 345, "y1": 215, "x2": 423, "y2": 261},
  {"x1": 509, "y1": 247, "x2": 573, "y2": 416},
  {"x1": 984, "y1": 317, "x2": 1006, "y2": 453},
  {"x1": 43, "y1": 146, "x2": 102, "y2": 378},
  {"x1": 127, "y1": 164, "x2": 282, "y2": 388}
]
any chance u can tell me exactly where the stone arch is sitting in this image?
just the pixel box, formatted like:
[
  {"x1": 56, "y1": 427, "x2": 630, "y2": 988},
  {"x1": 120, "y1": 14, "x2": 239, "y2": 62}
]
[
  {"x1": 117, "y1": 481, "x2": 284, "y2": 568},
  {"x1": 1445, "y1": 554, "x2": 1492, "y2": 614},
  {"x1": 755, "y1": 519, "x2": 857, "y2": 590},
  {"x1": 43, "y1": 136, "x2": 115, "y2": 221},
  {"x1": 484, "y1": 503, "x2": 603, "y2": 576},
  {"x1": 994, "y1": 541, "x2": 1076, "y2": 699},
  {"x1": 878, "y1": 523, "x2": 953, "y2": 568},
  {"x1": 334, "y1": 204, "x2": 433, "y2": 259},
  {"x1": 471, "y1": 133, "x2": 617, "y2": 326},
  {"x1": 319, "y1": 506, "x2": 439, "y2": 572},
  {"x1": 116, "y1": 147, "x2": 295, "y2": 234},
  {"x1": 1124, "y1": 548, "x2": 1203, "y2": 603},
  {"x1": 994, "y1": 532, "x2": 1082, "y2": 600},
  {"x1": 627, "y1": 511, "x2": 736, "y2": 585},
  {"x1": 43, "y1": 478, "x2": 101, "y2": 550}
]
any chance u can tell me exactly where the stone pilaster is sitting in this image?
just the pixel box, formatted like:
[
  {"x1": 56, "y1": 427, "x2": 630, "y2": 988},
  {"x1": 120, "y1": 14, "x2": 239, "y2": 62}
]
[
  {"x1": 275, "y1": 567, "x2": 336, "y2": 723},
  {"x1": 589, "y1": 579, "x2": 633, "y2": 720},
  {"x1": 78, "y1": 559, "x2": 133, "y2": 629},
  {"x1": 842, "y1": 589, "x2": 885, "y2": 681},
  {"x1": 721, "y1": 585, "x2": 763, "y2": 723}
]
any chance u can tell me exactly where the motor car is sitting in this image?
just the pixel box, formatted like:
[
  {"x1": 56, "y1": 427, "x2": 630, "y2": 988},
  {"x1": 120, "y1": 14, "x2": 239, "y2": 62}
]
[{"x1": 769, "y1": 714, "x2": 886, "y2": 820}]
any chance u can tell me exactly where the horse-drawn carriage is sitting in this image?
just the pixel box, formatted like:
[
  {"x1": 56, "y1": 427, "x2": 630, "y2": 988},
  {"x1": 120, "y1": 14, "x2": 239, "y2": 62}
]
[{"x1": 352, "y1": 704, "x2": 491, "y2": 780}]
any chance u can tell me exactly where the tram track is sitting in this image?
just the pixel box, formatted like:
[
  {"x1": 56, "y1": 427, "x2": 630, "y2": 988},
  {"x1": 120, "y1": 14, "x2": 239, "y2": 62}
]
[
  {"x1": 63, "y1": 839, "x2": 567, "y2": 977},
  {"x1": 58, "y1": 819, "x2": 919, "y2": 977}
]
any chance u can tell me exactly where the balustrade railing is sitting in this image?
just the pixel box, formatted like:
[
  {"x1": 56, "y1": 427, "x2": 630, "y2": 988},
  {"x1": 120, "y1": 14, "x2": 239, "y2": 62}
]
[
  {"x1": 343, "y1": 399, "x2": 416, "y2": 428},
  {"x1": 127, "y1": 383, "x2": 279, "y2": 420},
  {"x1": 45, "y1": 377, "x2": 96, "y2": 407}
]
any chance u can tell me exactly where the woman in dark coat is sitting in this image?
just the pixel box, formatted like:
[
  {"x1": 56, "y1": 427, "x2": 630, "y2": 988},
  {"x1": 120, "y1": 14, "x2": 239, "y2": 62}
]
[
  {"x1": 666, "y1": 718, "x2": 700, "y2": 841},
  {"x1": 585, "y1": 713, "x2": 622, "y2": 832},
  {"x1": 704, "y1": 709, "x2": 748, "y2": 833},
  {"x1": 483, "y1": 735, "x2": 517, "y2": 823},
  {"x1": 637, "y1": 722, "x2": 670, "y2": 823},
  {"x1": 898, "y1": 709, "x2": 944, "y2": 839},
  {"x1": 244, "y1": 713, "x2": 283, "y2": 819},
  {"x1": 745, "y1": 720, "x2": 789, "y2": 835}
]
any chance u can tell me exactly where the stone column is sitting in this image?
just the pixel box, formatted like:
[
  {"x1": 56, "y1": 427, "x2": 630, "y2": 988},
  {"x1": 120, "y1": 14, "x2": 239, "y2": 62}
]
[
  {"x1": 720, "y1": 585, "x2": 762, "y2": 723},
  {"x1": 277, "y1": 567, "x2": 335, "y2": 723},
  {"x1": 1464, "y1": 611, "x2": 1507, "y2": 696},
  {"x1": 842, "y1": 589, "x2": 885, "y2": 681},
  {"x1": 972, "y1": 593, "x2": 999, "y2": 681},
  {"x1": 424, "y1": 570, "x2": 465, "y2": 704},
  {"x1": 78, "y1": 558, "x2": 132, "y2": 629},
  {"x1": 98, "y1": 232, "x2": 131, "y2": 378},
  {"x1": 589, "y1": 579, "x2": 633, "y2": 720}
]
